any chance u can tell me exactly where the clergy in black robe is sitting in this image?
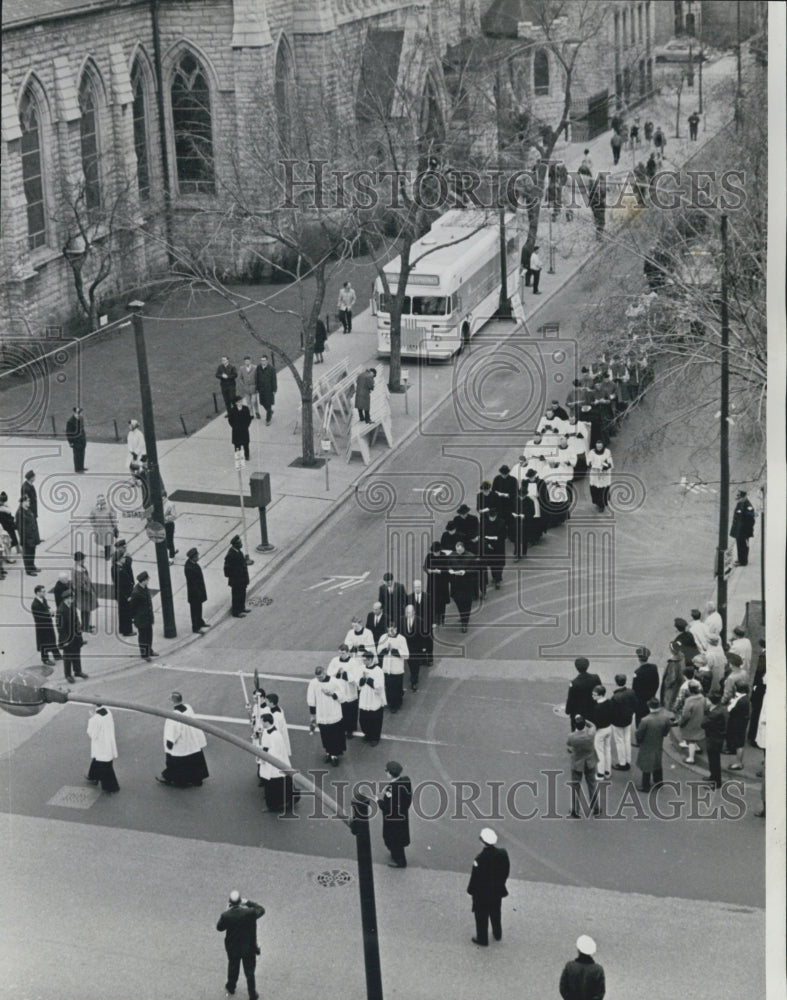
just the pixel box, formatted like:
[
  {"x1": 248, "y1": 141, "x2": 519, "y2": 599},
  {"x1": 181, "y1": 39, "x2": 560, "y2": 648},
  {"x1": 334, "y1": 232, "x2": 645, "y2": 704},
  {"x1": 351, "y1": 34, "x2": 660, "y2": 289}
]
[
  {"x1": 513, "y1": 483, "x2": 534, "y2": 560},
  {"x1": 491, "y1": 466, "x2": 517, "y2": 533},
  {"x1": 480, "y1": 508, "x2": 507, "y2": 589},
  {"x1": 378, "y1": 762, "x2": 412, "y2": 868},
  {"x1": 454, "y1": 505, "x2": 480, "y2": 553},
  {"x1": 423, "y1": 543, "x2": 449, "y2": 627},
  {"x1": 448, "y1": 542, "x2": 475, "y2": 633}
]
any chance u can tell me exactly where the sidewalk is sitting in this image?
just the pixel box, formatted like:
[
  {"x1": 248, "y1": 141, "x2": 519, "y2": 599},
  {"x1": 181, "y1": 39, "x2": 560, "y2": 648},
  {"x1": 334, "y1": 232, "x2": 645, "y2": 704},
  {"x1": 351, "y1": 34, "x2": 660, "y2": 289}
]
[{"x1": 0, "y1": 52, "x2": 751, "y2": 692}]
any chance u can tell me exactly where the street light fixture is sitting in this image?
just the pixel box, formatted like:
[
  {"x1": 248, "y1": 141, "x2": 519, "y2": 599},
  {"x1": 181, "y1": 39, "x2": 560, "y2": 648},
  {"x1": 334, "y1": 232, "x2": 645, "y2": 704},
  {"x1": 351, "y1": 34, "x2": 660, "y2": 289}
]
[{"x1": 0, "y1": 668, "x2": 384, "y2": 999}]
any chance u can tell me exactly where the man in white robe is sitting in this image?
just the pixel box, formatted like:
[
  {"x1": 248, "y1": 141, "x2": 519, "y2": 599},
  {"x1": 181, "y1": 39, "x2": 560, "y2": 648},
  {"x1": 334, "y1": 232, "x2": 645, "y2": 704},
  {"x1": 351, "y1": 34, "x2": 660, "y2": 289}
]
[
  {"x1": 256, "y1": 713, "x2": 294, "y2": 813},
  {"x1": 327, "y1": 645, "x2": 362, "y2": 739},
  {"x1": 358, "y1": 651, "x2": 386, "y2": 744},
  {"x1": 86, "y1": 706, "x2": 119, "y2": 792},
  {"x1": 343, "y1": 617, "x2": 375, "y2": 655},
  {"x1": 377, "y1": 625, "x2": 409, "y2": 714},
  {"x1": 156, "y1": 691, "x2": 209, "y2": 787},
  {"x1": 306, "y1": 667, "x2": 345, "y2": 765}
]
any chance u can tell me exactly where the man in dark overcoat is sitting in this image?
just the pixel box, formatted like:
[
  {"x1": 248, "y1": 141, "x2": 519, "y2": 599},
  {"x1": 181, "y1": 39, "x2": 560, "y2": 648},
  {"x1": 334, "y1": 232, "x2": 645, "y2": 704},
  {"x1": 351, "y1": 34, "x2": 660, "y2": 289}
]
[
  {"x1": 467, "y1": 827, "x2": 510, "y2": 946},
  {"x1": 365, "y1": 602, "x2": 388, "y2": 645},
  {"x1": 15, "y1": 494, "x2": 40, "y2": 575},
  {"x1": 559, "y1": 935, "x2": 606, "y2": 1000},
  {"x1": 354, "y1": 368, "x2": 376, "y2": 423},
  {"x1": 216, "y1": 890, "x2": 265, "y2": 1000},
  {"x1": 632, "y1": 646, "x2": 660, "y2": 726},
  {"x1": 185, "y1": 547, "x2": 210, "y2": 634},
  {"x1": 255, "y1": 355, "x2": 278, "y2": 425},
  {"x1": 565, "y1": 657, "x2": 602, "y2": 731},
  {"x1": 215, "y1": 356, "x2": 237, "y2": 414},
  {"x1": 31, "y1": 584, "x2": 60, "y2": 665},
  {"x1": 729, "y1": 489, "x2": 756, "y2": 566},
  {"x1": 112, "y1": 540, "x2": 135, "y2": 636},
  {"x1": 228, "y1": 397, "x2": 253, "y2": 461},
  {"x1": 57, "y1": 588, "x2": 87, "y2": 682},
  {"x1": 635, "y1": 698, "x2": 675, "y2": 791},
  {"x1": 378, "y1": 572, "x2": 407, "y2": 630},
  {"x1": 224, "y1": 535, "x2": 250, "y2": 617},
  {"x1": 701, "y1": 693, "x2": 728, "y2": 788},
  {"x1": 65, "y1": 406, "x2": 88, "y2": 472},
  {"x1": 377, "y1": 761, "x2": 412, "y2": 868},
  {"x1": 128, "y1": 570, "x2": 157, "y2": 660}
]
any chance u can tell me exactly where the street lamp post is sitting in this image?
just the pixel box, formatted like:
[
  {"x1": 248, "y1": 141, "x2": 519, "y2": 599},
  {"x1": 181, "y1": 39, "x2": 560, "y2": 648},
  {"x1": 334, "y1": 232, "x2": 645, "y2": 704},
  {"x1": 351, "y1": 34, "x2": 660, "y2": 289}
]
[
  {"x1": 715, "y1": 216, "x2": 730, "y2": 646},
  {"x1": 128, "y1": 302, "x2": 177, "y2": 638},
  {"x1": 0, "y1": 671, "x2": 384, "y2": 1000}
]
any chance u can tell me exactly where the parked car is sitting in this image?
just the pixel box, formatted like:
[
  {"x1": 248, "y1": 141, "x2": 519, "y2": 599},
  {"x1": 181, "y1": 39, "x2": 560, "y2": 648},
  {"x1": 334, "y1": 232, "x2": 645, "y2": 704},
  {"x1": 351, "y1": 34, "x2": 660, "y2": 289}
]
[{"x1": 654, "y1": 37, "x2": 709, "y2": 63}]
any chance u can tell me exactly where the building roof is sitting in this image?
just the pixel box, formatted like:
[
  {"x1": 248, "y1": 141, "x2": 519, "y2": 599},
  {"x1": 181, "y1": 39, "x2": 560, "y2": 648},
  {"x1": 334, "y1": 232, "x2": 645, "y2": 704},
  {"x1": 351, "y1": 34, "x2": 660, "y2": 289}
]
[{"x1": 2, "y1": 0, "x2": 138, "y2": 30}]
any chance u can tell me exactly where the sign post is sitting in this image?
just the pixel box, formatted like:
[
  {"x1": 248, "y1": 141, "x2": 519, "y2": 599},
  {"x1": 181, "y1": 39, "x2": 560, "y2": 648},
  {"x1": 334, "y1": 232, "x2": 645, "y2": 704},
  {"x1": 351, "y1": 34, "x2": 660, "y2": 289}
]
[{"x1": 235, "y1": 449, "x2": 254, "y2": 566}]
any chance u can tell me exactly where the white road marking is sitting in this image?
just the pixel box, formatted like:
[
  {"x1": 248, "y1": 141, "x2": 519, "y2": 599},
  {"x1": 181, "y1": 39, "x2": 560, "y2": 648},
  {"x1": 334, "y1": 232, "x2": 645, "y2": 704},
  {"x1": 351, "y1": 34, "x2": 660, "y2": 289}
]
[
  {"x1": 304, "y1": 571, "x2": 370, "y2": 592},
  {"x1": 154, "y1": 663, "x2": 310, "y2": 683}
]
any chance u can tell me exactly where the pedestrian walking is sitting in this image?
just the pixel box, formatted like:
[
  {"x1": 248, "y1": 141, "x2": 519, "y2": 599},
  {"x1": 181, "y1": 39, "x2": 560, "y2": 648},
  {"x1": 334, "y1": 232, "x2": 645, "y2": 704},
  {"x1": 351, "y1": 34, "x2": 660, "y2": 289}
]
[
  {"x1": 630, "y1": 117, "x2": 640, "y2": 146},
  {"x1": 688, "y1": 110, "x2": 700, "y2": 140},
  {"x1": 653, "y1": 126, "x2": 666, "y2": 161},
  {"x1": 566, "y1": 715, "x2": 600, "y2": 818},
  {"x1": 587, "y1": 441, "x2": 613, "y2": 511},
  {"x1": 480, "y1": 506, "x2": 507, "y2": 590},
  {"x1": 467, "y1": 828, "x2": 510, "y2": 946},
  {"x1": 354, "y1": 367, "x2": 376, "y2": 424},
  {"x1": 378, "y1": 572, "x2": 407, "y2": 630},
  {"x1": 128, "y1": 570, "x2": 158, "y2": 660},
  {"x1": 589, "y1": 175, "x2": 607, "y2": 238},
  {"x1": 358, "y1": 650, "x2": 386, "y2": 744},
  {"x1": 423, "y1": 541, "x2": 450, "y2": 626},
  {"x1": 590, "y1": 685, "x2": 613, "y2": 778},
  {"x1": 307, "y1": 666, "x2": 346, "y2": 766},
  {"x1": 400, "y1": 605, "x2": 428, "y2": 690},
  {"x1": 215, "y1": 355, "x2": 238, "y2": 414},
  {"x1": 216, "y1": 890, "x2": 265, "y2": 1000},
  {"x1": 328, "y1": 644, "x2": 362, "y2": 738},
  {"x1": 224, "y1": 535, "x2": 250, "y2": 618},
  {"x1": 559, "y1": 935, "x2": 606, "y2": 1000},
  {"x1": 729, "y1": 489, "x2": 756, "y2": 566},
  {"x1": 448, "y1": 540, "x2": 476, "y2": 633},
  {"x1": 228, "y1": 397, "x2": 252, "y2": 461},
  {"x1": 643, "y1": 119, "x2": 654, "y2": 144},
  {"x1": 112, "y1": 540, "x2": 135, "y2": 636},
  {"x1": 579, "y1": 149, "x2": 593, "y2": 175},
  {"x1": 156, "y1": 691, "x2": 209, "y2": 786},
  {"x1": 365, "y1": 601, "x2": 389, "y2": 645},
  {"x1": 237, "y1": 356, "x2": 258, "y2": 415},
  {"x1": 377, "y1": 761, "x2": 412, "y2": 868},
  {"x1": 610, "y1": 673, "x2": 636, "y2": 769},
  {"x1": 15, "y1": 494, "x2": 40, "y2": 575},
  {"x1": 610, "y1": 130, "x2": 622, "y2": 165},
  {"x1": 56, "y1": 588, "x2": 88, "y2": 682},
  {"x1": 254, "y1": 355, "x2": 277, "y2": 424},
  {"x1": 65, "y1": 406, "x2": 88, "y2": 472},
  {"x1": 377, "y1": 624, "x2": 409, "y2": 713},
  {"x1": 86, "y1": 706, "x2": 119, "y2": 793},
  {"x1": 520, "y1": 243, "x2": 533, "y2": 289},
  {"x1": 255, "y1": 712, "x2": 294, "y2": 813},
  {"x1": 314, "y1": 318, "x2": 327, "y2": 363},
  {"x1": 126, "y1": 419, "x2": 147, "y2": 473},
  {"x1": 162, "y1": 491, "x2": 178, "y2": 563},
  {"x1": 72, "y1": 551, "x2": 98, "y2": 633},
  {"x1": 565, "y1": 657, "x2": 602, "y2": 731},
  {"x1": 635, "y1": 698, "x2": 674, "y2": 791},
  {"x1": 89, "y1": 494, "x2": 118, "y2": 561},
  {"x1": 184, "y1": 547, "x2": 210, "y2": 634},
  {"x1": 337, "y1": 280, "x2": 357, "y2": 333},
  {"x1": 632, "y1": 646, "x2": 659, "y2": 726},
  {"x1": 31, "y1": 584, "x2": 60, "y2": 666},
  {"x1": 530, "y1": 245, "x2": 543, "y2": 294}
]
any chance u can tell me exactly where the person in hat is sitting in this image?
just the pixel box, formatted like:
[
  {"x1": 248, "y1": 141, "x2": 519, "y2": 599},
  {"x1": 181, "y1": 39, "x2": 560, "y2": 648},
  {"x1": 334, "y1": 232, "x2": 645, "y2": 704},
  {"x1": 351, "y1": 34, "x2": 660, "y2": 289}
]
[
  {"x1": 729, "y1": 489, "x2": 756, "y2": 566},
  {"x1": 224, "y1": 535, "x2": 250, "y2": 618},
  {"x1": 184, "y1": 547, "x2": 210, "y2": 634},
  {"x1": 112, "y1": 540, "x2": 135, "y2": 637},
  {"x1": 128, "y1": 570, "x2": 158, "y2": 660},
  {"x1": 307, "y1": 666, "x2": 346, "y2": 766},
  {"x1": 216, "y1": 889, "x2": 265, "y2": 1000},
  {"x1": 354, "y1": 367, "x2": 376, "y2": 423},
  {"x1": 467, "y1": 828, "x2": 510, "y2": 945},
  {"x1": 66, "y1": 406, "x2": 88, "y2": 472},
  {"x1": 86, "y1": 705, "x2": 119, "y2": 793},
  {"x1": 31, "y1": 583, "x2": 60, "y2": 666},
  {"x1": 559, "y1": 935, "x2": 605, "y2": 999},
  {"x1": 72, "y1": 550, "x2": 98, "y2": 633},
  {"x1": 377, "y1": 761, "x2": 412, "y2": 868},
  {"x1": 56, "y1": 587, "x2": 88, "y2": 682},
  {"x1": 358, "y1": 650, "x2": 386, "y2": 744},
  {"x1": 157, "y1": 691, "x2": 209, "y2": 787}
]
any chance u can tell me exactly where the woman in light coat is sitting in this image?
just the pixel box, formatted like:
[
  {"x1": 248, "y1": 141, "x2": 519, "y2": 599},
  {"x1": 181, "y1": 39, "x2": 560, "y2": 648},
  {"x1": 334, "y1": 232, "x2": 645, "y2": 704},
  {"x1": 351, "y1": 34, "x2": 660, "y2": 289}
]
[{"x1": 678, "y1": 680, "x2": 707, "y2": 764}]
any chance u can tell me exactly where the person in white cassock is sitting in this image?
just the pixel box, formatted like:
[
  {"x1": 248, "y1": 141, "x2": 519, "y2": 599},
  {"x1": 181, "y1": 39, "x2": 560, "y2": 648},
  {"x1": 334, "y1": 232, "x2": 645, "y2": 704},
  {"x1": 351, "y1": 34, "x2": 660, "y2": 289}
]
[
  {"x1": 377, "y1": 624, "x2": 409, "y2": 714},
  {"x1": 343, "y1": 616, "x2": 375, "y2": 655},
  {"x1": 255, "y1": 712, "x2": 294, "y2": 813},
  {"x1": 307, "y1": 666, "x2": 346, "y2": 765},
  {"x1": 587, "y1": 441, "x2": 613, "y2": 511},
  {"x1": 327, "y1": 644, "x2": 362, "y2": 739},
  {"x1": 358, "y1": 650, "x2": 386, "y2": 744},
  {"x1": 156, "y1": 691, "x2": 209, "y2": 787},
  {"x1": 86, "y1": 706, "x2": 119, "y2": 792},
  {"x1": 266, "y1": 693, "x2": 291, "y2": 757}
]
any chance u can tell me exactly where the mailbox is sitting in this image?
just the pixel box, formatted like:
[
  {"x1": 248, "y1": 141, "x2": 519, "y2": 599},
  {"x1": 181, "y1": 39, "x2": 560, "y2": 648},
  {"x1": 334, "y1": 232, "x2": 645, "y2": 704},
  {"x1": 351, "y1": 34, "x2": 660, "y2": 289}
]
[{"x1": 250, "y1": 472, "x2": 271, "y2": 508}]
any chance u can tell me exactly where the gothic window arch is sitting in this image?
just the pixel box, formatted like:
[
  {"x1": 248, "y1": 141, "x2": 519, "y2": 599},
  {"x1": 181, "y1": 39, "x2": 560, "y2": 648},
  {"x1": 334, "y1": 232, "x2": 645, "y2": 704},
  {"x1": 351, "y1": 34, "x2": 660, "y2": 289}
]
[
  {"x1": 131, "y1": 56, "x2": 152, "y2": 199},
  {"x1": 171, "y1": 49, "x2": 215, "y2": 194},
  {"x1": 78, "y1": 68, "x2": 103, "y2": 214},
  {"x1": 274, "y1": 35, "x2": 295, "y2": 153},
  {"x1": 19, "y1": 84, "x2": 48, "y2": 249},
  {"x1": 533, "y1": 48, "x2": 550, "y2": 96}
]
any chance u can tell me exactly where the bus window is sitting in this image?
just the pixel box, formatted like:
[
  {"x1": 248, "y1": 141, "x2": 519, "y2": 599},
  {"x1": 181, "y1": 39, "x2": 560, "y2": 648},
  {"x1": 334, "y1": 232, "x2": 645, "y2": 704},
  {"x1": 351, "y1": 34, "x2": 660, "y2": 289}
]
[
  {"x1": 379, "y1": 293, "x2": 411, "y2": 314},
  {"x1": 412, "y1": 296, "x2": 448, "y2": 316}
]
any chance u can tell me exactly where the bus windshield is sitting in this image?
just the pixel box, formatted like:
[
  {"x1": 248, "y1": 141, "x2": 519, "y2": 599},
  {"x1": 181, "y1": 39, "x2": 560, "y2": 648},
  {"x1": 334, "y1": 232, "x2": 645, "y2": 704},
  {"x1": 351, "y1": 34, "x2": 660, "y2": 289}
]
[
  {"x1": 379, "y1": 293, "x2": 411, "y2": 314},
  {"x1": 412, "y1": 295, "x2": 450, "y2": 316}
]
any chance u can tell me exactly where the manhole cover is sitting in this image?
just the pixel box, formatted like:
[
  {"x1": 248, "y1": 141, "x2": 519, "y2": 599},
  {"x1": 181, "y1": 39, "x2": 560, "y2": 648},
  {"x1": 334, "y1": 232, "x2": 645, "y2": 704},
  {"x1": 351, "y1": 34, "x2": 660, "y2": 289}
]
[
  {"x1": 47, "y1": 786, "x2": 101, "y2": 809},
  {"x1": 311, "y1": 869, "x2": 354, "y2": 888},
  {"x1": 247, "y1": 596, "x2": 273, "y2": 607}
]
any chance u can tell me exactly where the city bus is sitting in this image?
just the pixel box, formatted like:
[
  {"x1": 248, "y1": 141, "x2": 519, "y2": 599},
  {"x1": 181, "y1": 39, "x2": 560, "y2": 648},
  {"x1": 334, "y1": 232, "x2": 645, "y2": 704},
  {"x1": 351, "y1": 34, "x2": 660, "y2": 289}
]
[{"x1": 373, "y1": 209, "x2": 521, "y2": 360}]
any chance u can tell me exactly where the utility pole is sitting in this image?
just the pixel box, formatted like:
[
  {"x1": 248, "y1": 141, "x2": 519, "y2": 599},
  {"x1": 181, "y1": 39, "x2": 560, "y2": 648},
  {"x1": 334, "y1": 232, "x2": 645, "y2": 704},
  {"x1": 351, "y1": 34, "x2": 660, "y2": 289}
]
[
  {"x1": 715, "y1": 217, "x2": 730, "y2": 646},
  {"x1": 129, "y1": 302, "x2": 177, "y2": 638}
]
